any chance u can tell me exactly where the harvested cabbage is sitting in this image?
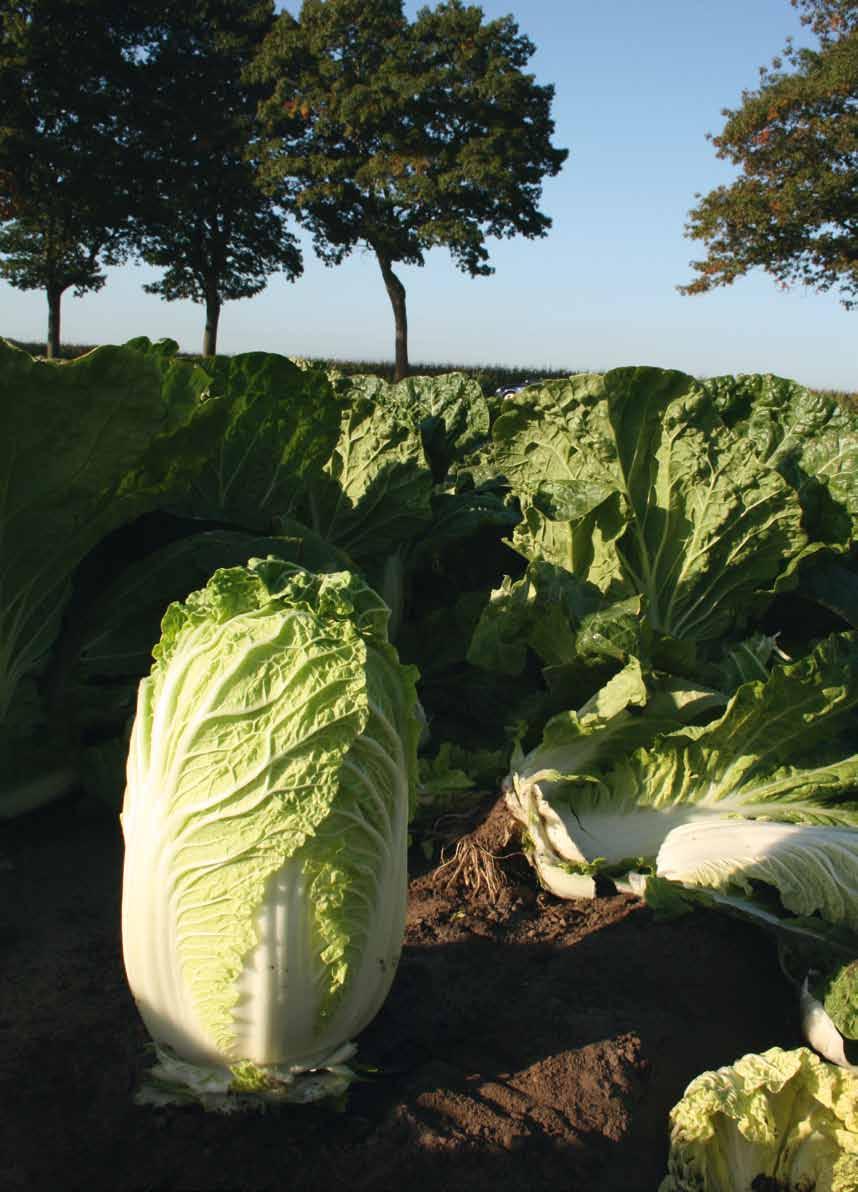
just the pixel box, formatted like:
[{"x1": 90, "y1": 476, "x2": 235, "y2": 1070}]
[{"x1": 121, "y1": 559, "x2": 419, "y2": 1108}]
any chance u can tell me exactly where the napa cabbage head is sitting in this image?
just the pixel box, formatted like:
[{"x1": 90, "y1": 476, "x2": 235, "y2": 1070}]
[
  {"x1": 506, "y1": 632, "x2": 858, "y2": 917},
  {"x1": 660, "y1": 1047, "x2": 858, "y2": 1191},
  {"x1": 120, "y1": 558, "x2": 420, "y2": 1108}
]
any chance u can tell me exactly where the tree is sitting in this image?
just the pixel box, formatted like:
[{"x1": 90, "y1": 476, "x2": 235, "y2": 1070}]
[
  {"x1": 253, "y1": 0, "x2": 567, "y2": 380},
  {"x1": 0, "y1": 217, "x2": 115, "y2": 357},
  {"x1": 0, "y1": 1, "x2": 136, "y2": 356},
  {"x1": 679, "y1": 0, "x2": 858, "y2": 309},
  {"x1": 125, "y1": 1, "x2": 302, "y2": 357}
]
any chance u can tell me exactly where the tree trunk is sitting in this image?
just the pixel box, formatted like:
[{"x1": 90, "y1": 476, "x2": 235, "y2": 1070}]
[
  {"x1": 203, "y1": 284, "x2": 221, "y2": 357},
  {"x1": 46, "y1": 285, "x2": 62, "y2": 360},
  {"x1": 376, "y1": 252, "x2": 409, "y2": 381}
]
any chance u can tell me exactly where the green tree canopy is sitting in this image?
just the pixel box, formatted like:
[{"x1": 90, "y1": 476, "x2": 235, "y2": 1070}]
[
  {"x1": 0, "y1": 217, "x2": 110, "y2": 353},
  {"x1": 253, "y1": 0, "x2": 567, "y2": 380},
  {"x1": 0, "y1": 1, "x2": 137, "y2": 356},
  {"x1": 126, "y1": 1, "x2": 303, "y2": 356},
  {"x1": 679, "y1": 0, "x2": 858, "y2": 309}
]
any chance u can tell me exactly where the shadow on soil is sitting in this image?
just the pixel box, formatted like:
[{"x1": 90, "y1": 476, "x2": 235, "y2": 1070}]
[{"x1": 0, "y1": 800, "x2": 799, "y2": 1192}]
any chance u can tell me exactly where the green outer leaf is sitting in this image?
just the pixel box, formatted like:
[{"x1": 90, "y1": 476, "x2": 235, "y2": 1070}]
[
  {"x1": 59, "y1": 527, "x2": 354, "y2": 812},
  {"x1": 800, "y1": 975, "x2": 858, "y2": 1072},
  {"x1": 802, "y1": 557, "x2": 858, "y2": 629},
  {"x1": 0, "y1": 338, "x2": 227, "y2": 728},
  {"x1": 299, "y1": 397, "x2": 433, "y2": 560},
  {"x1": 512, "y1": 661, "x2": 722, "y2": 797},
  {"x1": 644, "y1": 874, "x2": 858, "y2": 956},
  {"x1": 468, "y1": 559, "x2": 642, "y2": 678},
  {"x1": 703, "y1": 372, "x2": 858, "y2": 546},
  {"x1": 554, "y1": 631, "x2": 858, "y2": 844},
  {"x1": 506, "y1": 660, "x2": 709, "y2": 895},
  {"x1": 417, "y1": 741, "x2": 505, "y2": 799},
  {"x1": 417, "y1": 742, "x2": 475, "y2": 797},
  {"x1": 814, "y1": 961, "x2": 858, "y2": 1042},
  {"x1": 340, "y1": 371, "x2": 490, "y2": 479},
  {"x1": 702, "y1": 632, "x2": 777, "y2": 691},
  {"x1": 493, "y1": 372, "x2": 627, "y2": 587},
  {"x1": 410, "y1": 484, "x2": 519, "y2": 569},
  {"x1": 617, "y1": 631, "x2": 858, "y2": 827},
  {"x1": 492, "y1": 367, "x2": 808, "y2": 643},
  {"x1": 517, "y1": 658, "x2": 649, "y2": 778},
  {"x1": 75, "y1": 526, "x2": 352, "y2": 681},
  {"x1": 467, "y1": 573, "x2": 536, "y2": 677},
  {"x1": 656, "y1": 819, "x2": 858, "y2": 934},
  {"x1": 178, "y1": 352, "x2": 344, "y2": 528}
]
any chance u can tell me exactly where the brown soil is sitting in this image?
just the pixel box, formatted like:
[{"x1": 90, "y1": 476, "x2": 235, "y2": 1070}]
[{"x1": 1, "y1": 797, "x2": 800, "y2": 1192}]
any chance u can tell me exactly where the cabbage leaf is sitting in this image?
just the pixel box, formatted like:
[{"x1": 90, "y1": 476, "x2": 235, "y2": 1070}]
[
  {"x1": 0, "y1": 338, "x2": 230, "y2": 813},
  {"x1": 491, "y1": 367, "x2": 807, "y2": 645},
  {"x1": 507, "y1": 632, "x2": 858, "y2": 915},
  {"x1": 702, "y1": 372, "x2": 858, "y2": 547}
]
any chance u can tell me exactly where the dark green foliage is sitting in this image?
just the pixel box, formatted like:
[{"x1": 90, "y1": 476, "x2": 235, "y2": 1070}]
[
  {"x1": 253, "y1": 0, "x2": 567, "y2": 379},
  {"x1": 0, "y1": 219, "x2": 109, "y2": 359},
  {"x1": 0, "y1": 1, "x2": 138, "y2": 356},
  {"x1": 0, "y1": 3, "x2": 303, "y2": 358},
  {"x1": 125, "y1": 1, "x2": 302, "y2": 356},
  {"x1": 680, "y1": 0, "x2": 858, "y2": 308}
]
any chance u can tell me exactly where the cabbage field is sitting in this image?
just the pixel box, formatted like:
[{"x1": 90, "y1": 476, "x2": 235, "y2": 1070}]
[{"x1": 2, "y1": 338, "x2": 858, "y2": 1189}]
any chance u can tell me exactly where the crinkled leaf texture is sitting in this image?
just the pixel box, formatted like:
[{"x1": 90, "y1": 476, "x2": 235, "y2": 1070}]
[
  {"x1": 340, "y1": 370, "x2": 490, "y2": 481},
  {"x1": 505, "y1": 658, "x2": 722, "y2": 898},
  {"x1": 121, "y1": 560, "x2": 419, "y2": 1103},
  {"x1": 468, "y1": 559, "x2": 644, "y2": 679},
  {"x1": 297, "y1": 395, "x2": 434, "y2": 560},
  {"x1": 816, "y1": 962, "x2": 858, "y2": 1043},
  {"x1": 74, "y1": 525, "x2": 351, "y2": 686},
  {"x1": 60, "y1": 526, "x2": 353, "y2": 812},
  {"x1": 507, "y1": 633, "x2": 858, "y2": 912},
  {"x1": 659, "y1": 1047, "x2": 858, "y2": 1192},
  {"x1": 175, "y1": 352, "x2": 345, "y2": 529},
  {"x1": 702, "y1": 372, "x2": 858, "y2": 547},
  {"x1": 656, "y1": 819, "x2": 858, "y2": 935},
  {"x1": 491, "y1": 367, "x2": 807, "y2": 643},
  {"x1": 0, "y1": 338, "x2": 224, "y2": 716}
]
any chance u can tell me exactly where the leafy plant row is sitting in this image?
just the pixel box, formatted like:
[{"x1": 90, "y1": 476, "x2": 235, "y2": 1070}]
[{"x1": 3, "y1": 337, "x2": 858, "y2": 1178}]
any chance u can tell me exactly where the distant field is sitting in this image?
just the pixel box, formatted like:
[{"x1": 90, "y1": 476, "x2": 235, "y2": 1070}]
[
  {"x1": 4, "y1": 337, "x2": 855, "y2": 406},
  {"x1": 3, "y1": 339, "x2": 580, "y2": 395}
]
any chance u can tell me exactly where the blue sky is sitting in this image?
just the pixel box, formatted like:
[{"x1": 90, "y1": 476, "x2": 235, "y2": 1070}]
[{"x1": 1, "y1": 0, "x2": 853, "y2": 389}]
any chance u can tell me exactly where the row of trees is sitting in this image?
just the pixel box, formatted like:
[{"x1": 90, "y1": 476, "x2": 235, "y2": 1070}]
[
  {"x1": 3, "y1": 0, "x2": 853, "y2": 371},
  {"x1": 0, "y1": 0, "x2": 567, "y2": 375}
]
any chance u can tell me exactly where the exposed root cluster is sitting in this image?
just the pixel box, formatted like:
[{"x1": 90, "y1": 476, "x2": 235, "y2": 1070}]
[{"x1": 433, "y1": 796, "x2": 522, "y2": 899}]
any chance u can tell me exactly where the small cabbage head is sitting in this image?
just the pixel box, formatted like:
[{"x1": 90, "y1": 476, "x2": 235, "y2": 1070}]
[{"x1": 660, "y1": 1047, "x2": 858, "y2": 1191}]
